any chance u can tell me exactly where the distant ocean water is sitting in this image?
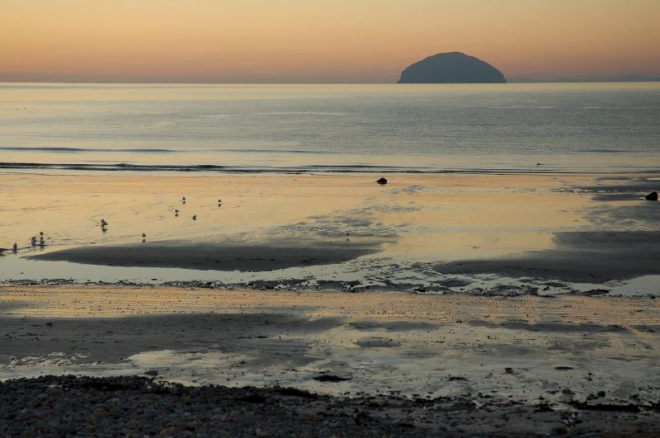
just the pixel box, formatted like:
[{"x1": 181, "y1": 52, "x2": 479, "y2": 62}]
[{"x1": 1, "y1": 82, "x2": 659, "y2": 174}]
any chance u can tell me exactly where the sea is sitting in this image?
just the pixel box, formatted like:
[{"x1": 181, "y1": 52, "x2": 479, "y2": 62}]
[{"x1": 1, "y1": 82, "x2": 659, "y2": 174}]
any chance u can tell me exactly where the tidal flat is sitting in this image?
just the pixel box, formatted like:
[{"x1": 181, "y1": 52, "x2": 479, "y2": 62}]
[
  {"x1": 1, "y1": 170, "x2": 659, "y2": 435},
  {"x1": 1, "y1": 171, "x2": 659, "y2": 294},
  {"x1": 1, "y1": 285, "x2": 659, "y2": 436}
]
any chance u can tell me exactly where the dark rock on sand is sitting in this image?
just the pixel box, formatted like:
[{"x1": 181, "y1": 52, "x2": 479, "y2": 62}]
[
  {"x1": 356, "y1": 336, "x2": 401, "y2": 348},
  {"x1": 570, "y1": 400, "x2": 641, "y2": 413},
  {"x1": 313, "y1": 375, "x2": 352, "y2": 383},
  {"x1": 376, "y1": 177, "x2": 388, "y2": 185},
  {"x1": 645, "y1": 191, "x2": 658, "y2": 201},
  {"x1": 398, "y1": 52, "x2": 507, "y2": 84}
]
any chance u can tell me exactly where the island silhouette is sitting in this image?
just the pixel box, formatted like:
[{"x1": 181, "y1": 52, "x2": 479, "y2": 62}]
[{"x1": 398, "y1": 52, "x2": 507, "y2": 84}]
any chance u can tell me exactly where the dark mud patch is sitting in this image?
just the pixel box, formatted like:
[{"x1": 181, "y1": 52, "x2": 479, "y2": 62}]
[
  {"x1": 30, "y1": 238, "x2": 381, "y2": 272},
  {"x1": 587, "y1": 203, "x2": 659, "y2": 228},
  {"x1": 0, "y1": 313, "x2": 344, "y2": 367},
  {"x1": 349, "y1": 321, "x2": 438, "y2": 332},
  {"x1": 574, "y1": 178, "x2": 660, "y2": 202},
  {"x1": 356, "y1": 337, "x2": 402, "y2": 348},
  {"x1": 469, "y1": 320, "x2": 628, "y2": 333},
  {"x1": 435, "y1": 231, "x2": 660, "y2": 283}
]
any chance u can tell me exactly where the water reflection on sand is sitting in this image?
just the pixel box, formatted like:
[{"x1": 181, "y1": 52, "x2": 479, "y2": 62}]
[{"x1": 1, "y1": 171, "x2": 659, "y2": 294}]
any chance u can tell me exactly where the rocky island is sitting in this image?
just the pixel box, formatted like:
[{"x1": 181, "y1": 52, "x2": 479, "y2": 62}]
[{"x1": 398, "y1": 52, "x2": 507, "y2": 83}]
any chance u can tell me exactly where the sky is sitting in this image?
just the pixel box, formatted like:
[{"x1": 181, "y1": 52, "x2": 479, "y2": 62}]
[{"x1": 2, "y1": 0, "x2": 660, "y2": 83}]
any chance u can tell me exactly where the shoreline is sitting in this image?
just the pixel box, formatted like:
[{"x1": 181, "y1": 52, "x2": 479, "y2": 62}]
[
  {"x1": 4, "y1": 161, "x2": 660, "y2": 175},
  {"x1": 3, "y1": 273, "x2": 660, "y2": 298}
]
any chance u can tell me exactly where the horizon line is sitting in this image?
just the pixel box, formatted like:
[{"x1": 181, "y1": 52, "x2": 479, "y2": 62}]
[{"x1": 2, "y1": 79, "x2": 660, "y2": 86}]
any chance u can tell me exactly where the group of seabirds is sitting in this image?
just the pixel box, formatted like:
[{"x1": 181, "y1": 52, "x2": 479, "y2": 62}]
[
  {"x1": 3, "y1": 180, "x2": 657, "y2": 255},
  {"x1": 100, "y1": 196, "x2": 220, "y2": 243},
  {"x1": 6, "y1": 196, "x2": 223, "y2": 254},
  {"x1": 4, "y1": 178, "x2": 386, "y2": 254},
  {"x1": 3, "y1": 231, "x2": 49, "y2": 254}
]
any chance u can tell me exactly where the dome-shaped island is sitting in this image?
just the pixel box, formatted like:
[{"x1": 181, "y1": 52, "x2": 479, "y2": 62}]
[{"x1": 398, "y1": 52, "x2": 507, "y2": 84}]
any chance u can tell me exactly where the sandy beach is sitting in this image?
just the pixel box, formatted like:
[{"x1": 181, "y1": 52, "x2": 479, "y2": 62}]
[
  {"x1": 1, "y1": 284, "x2": 659, "y2": 435},
  {"x1": 1, "y1": 170, "x2": 659, "y2": 435}
]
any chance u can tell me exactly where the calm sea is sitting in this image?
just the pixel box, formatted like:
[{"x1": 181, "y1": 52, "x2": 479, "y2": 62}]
[{"x1": 1, "y1": 82, "x2": 659, "y2": 174}]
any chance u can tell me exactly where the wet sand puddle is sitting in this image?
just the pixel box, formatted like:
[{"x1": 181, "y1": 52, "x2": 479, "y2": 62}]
[{"x1": 1, "y1": 285, "x2": 658, "y2": 405}]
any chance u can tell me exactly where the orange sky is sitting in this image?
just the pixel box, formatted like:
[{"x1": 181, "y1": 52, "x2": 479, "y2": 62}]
[{"x1": 2, "y1": 0, "x2": 659, "y2": 83}]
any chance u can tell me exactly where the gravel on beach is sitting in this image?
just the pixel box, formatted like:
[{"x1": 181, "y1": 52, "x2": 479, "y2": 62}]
[{"x1": 2, "y1": 375, "x2": 659, "y2": 437}]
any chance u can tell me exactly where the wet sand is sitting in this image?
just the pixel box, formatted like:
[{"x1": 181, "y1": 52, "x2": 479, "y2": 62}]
[
  {"x1": 2, "y1": 171, "x2": 659, "y2": 292},
  {"x1": 1, "y1": 285, "x2": 658, "y2": 398},
  {"x1": 1, "y1": 284, "x2": 659, "y2": 435},
  {"x1": 1, "y1": 171, "x2": 659, "y2": 432},
  {"x1": 436, "y1": 231, "x2": 660, "y2": 282}
]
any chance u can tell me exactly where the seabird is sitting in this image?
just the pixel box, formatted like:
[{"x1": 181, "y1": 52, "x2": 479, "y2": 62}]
[{"x1": 192, "y1": 215, "x2": 197, "y2": 221}]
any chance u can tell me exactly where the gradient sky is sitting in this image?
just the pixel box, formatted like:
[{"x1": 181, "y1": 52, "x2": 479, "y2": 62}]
[{"x1": 2, "y1": 0, "x2": 659, "y2": 83}]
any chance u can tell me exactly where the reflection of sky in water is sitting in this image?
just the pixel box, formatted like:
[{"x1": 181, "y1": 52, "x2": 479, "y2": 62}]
[
  {"x1": 2, "y1": 83, "x2": 660, "y2": 173},
  {"x1": 2, "y1": 254, "x2": 657, "y2": 297},
  {"x1": 2, "y1": 254, "x2": 262, "y2": 283}
]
